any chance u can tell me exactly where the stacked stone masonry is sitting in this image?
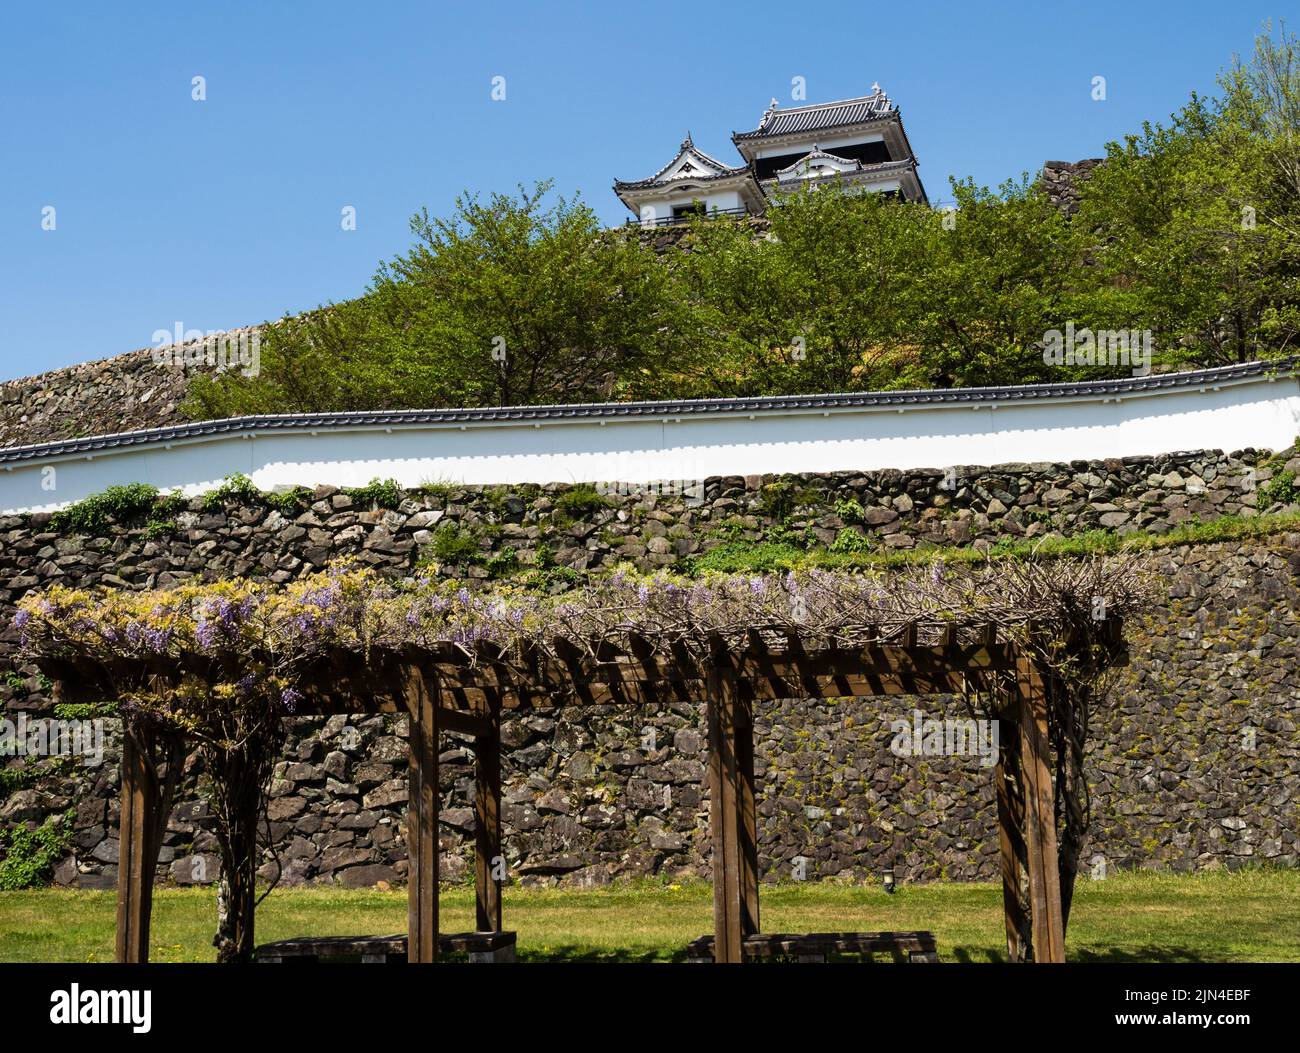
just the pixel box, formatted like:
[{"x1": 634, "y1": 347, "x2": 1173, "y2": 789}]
[{"x1": 1, "y1": 449, "x2": 1297, "y2": 889}]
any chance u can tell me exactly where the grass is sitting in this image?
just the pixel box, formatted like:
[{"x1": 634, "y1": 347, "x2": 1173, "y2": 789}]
[
  {"x1": 689, "y1": 509, "x2": 1300, "y2": 575},
  {"x1": 1, "y1": 868, "x2": 1295, "y2": 963}
]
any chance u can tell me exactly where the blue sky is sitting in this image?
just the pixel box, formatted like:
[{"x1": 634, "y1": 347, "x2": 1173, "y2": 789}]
[{"x1": 0, "y1": 1, "x2": 1290, "y2": 379}]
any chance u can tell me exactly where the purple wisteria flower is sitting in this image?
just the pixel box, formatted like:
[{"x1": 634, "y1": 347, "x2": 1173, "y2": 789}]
[
  {"x1": 455, "y1": 623, "x2": 483, "y2": 647},
  {"x1": 124, "y1": 622, "x2": 173, "y2": 653},
  {"x1": 304, "y1": 585, "x2": 341, "y2": 610},
  {"x1": 689, "y1": 582, "x2": 714, "y2": 605},
  {"x1": 280, "y1": 687, "x2": 304, "y2": 713},
  {"x1": 193, "y1": 596, "x2": 258, "y2": 650}
]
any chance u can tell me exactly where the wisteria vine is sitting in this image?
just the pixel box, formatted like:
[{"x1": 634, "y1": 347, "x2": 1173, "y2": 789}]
[{"x1": 15, "y1": 555, "x2": 1156, "y2": 705}]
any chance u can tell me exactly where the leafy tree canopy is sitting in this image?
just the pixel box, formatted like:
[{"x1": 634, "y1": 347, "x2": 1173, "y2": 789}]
[{"x1": 186, "y1": 22, "x2": 1300, "y2": 419}]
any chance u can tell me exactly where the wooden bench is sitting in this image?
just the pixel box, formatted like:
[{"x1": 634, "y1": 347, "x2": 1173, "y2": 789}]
[
  {"x1": 686, "y1": 931, "x2": 940, "y2": 963},
  {"x1": 256, "y1": 932, "x2": 517, "y2": 963}
]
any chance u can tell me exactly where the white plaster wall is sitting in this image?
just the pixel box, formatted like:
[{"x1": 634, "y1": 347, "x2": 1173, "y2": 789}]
[
  {"x1": 852, "y1": 178, "x2": 902, "y2": 193},
  {"x1": 3, "y1": 373, "x2": 1298, "y2": 515},
  {"x1": 754, "y1": 132, "x2": 884, "y2": 159}
]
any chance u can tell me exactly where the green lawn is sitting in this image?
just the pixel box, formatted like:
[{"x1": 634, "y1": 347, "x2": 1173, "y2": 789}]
[{"x1": 1, "y1": 868, "x2": 1296, "y2": 963}]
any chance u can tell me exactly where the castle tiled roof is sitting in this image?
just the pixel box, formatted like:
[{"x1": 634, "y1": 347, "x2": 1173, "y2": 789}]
[
  {"x1": 734, "y1": 87, "x2": 898, "y2": 141},
  {"x1": 769, "y1": 147, "x2": 858, "y2": 174},
  {"x1": 613, "y1": 134, "x2": 751, "y2": 191},
  {"x1": 768, "y1": 155, "x2": 919, "y2": 183},
  {"x1": 613, "y1": 165, "x2": 752, "y2": 192},
  {"x1": 1, "y1": 360, "x2": 1288, "y2": 467}
]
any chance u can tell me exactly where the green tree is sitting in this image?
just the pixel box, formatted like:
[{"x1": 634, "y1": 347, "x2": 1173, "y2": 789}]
[
  {"x1": 665, "y1": 174, "x2": 1080, "y2": 396},
  {"x1": 661, "y1": 182, "x2": 936, "y2": 397},
  {"x1": 1070, "y1": 21, "x2": 1300, "y2": 367},
  {"x1": 186, "y1": 182, "x2": 681, "y2": 416},
  {"x1": 921, "y1": 175, "x2": 1075, "y2": 387},
  {"x1": 183, "y1": 24, "x2": 1300, "y2": 418}
]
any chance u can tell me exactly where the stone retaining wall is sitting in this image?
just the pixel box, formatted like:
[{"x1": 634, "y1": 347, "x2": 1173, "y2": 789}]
[
  {"x1": 0, "y1": 335, "x2": 248, "y2": 451},
  {"x1": 1, "y1": 449, "x2": 1296, "y2": 888}
]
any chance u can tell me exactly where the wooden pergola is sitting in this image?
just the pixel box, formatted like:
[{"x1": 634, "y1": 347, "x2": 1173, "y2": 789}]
[{"x1": 43, "y1": 617, "x2": 1125, "y2": 964}]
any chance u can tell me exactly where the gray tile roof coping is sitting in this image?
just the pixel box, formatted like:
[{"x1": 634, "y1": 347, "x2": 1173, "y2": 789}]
[{"x1": 1, "y1": 359, "x2": 1292, "y2": 465}]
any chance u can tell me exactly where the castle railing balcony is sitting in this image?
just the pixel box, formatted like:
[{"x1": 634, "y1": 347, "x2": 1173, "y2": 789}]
[{"x1": 626, "y1": 206, "x2": 752, "y2": 228}]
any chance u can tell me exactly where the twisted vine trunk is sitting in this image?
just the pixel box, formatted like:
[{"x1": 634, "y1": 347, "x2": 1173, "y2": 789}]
[
  {"x1": 205, "y1": 712, "x2": 282, "y2": 964},
  {"x1": 1048, "y1": 659, "x2": 1103, "y2": 934},
  {"x1": 212, "y1": 777, "x2": 260, "y2": 963}
]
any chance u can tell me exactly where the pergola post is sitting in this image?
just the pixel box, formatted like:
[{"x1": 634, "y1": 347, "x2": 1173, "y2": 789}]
[
  {"x1": 115, "y1": 723, "x2": 183, "y2": 964},
  {"x1": 474, "y1": 696, "x2": 503, "y2": 933},
  {"x1": 116, "y1": 728, "x2": 157, "y2": 963},
  {"x1": 405, "y1": 666, "x2": 440, "y2": 963},
  {"x1": 1015, "y1": 652, "x2": 1066, "y2": 963},
  {"x1": 708, "y1": 664, "x2": 755, "y2": 963}
]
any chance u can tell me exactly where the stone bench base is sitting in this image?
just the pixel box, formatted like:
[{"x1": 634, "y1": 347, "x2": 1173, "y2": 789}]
[
  {"x1": 686, "y1": 931, "x2": 940, "y2": 963},
  {"x1": 256, "y1": 932, "x2": 517, "y2": 963}
]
